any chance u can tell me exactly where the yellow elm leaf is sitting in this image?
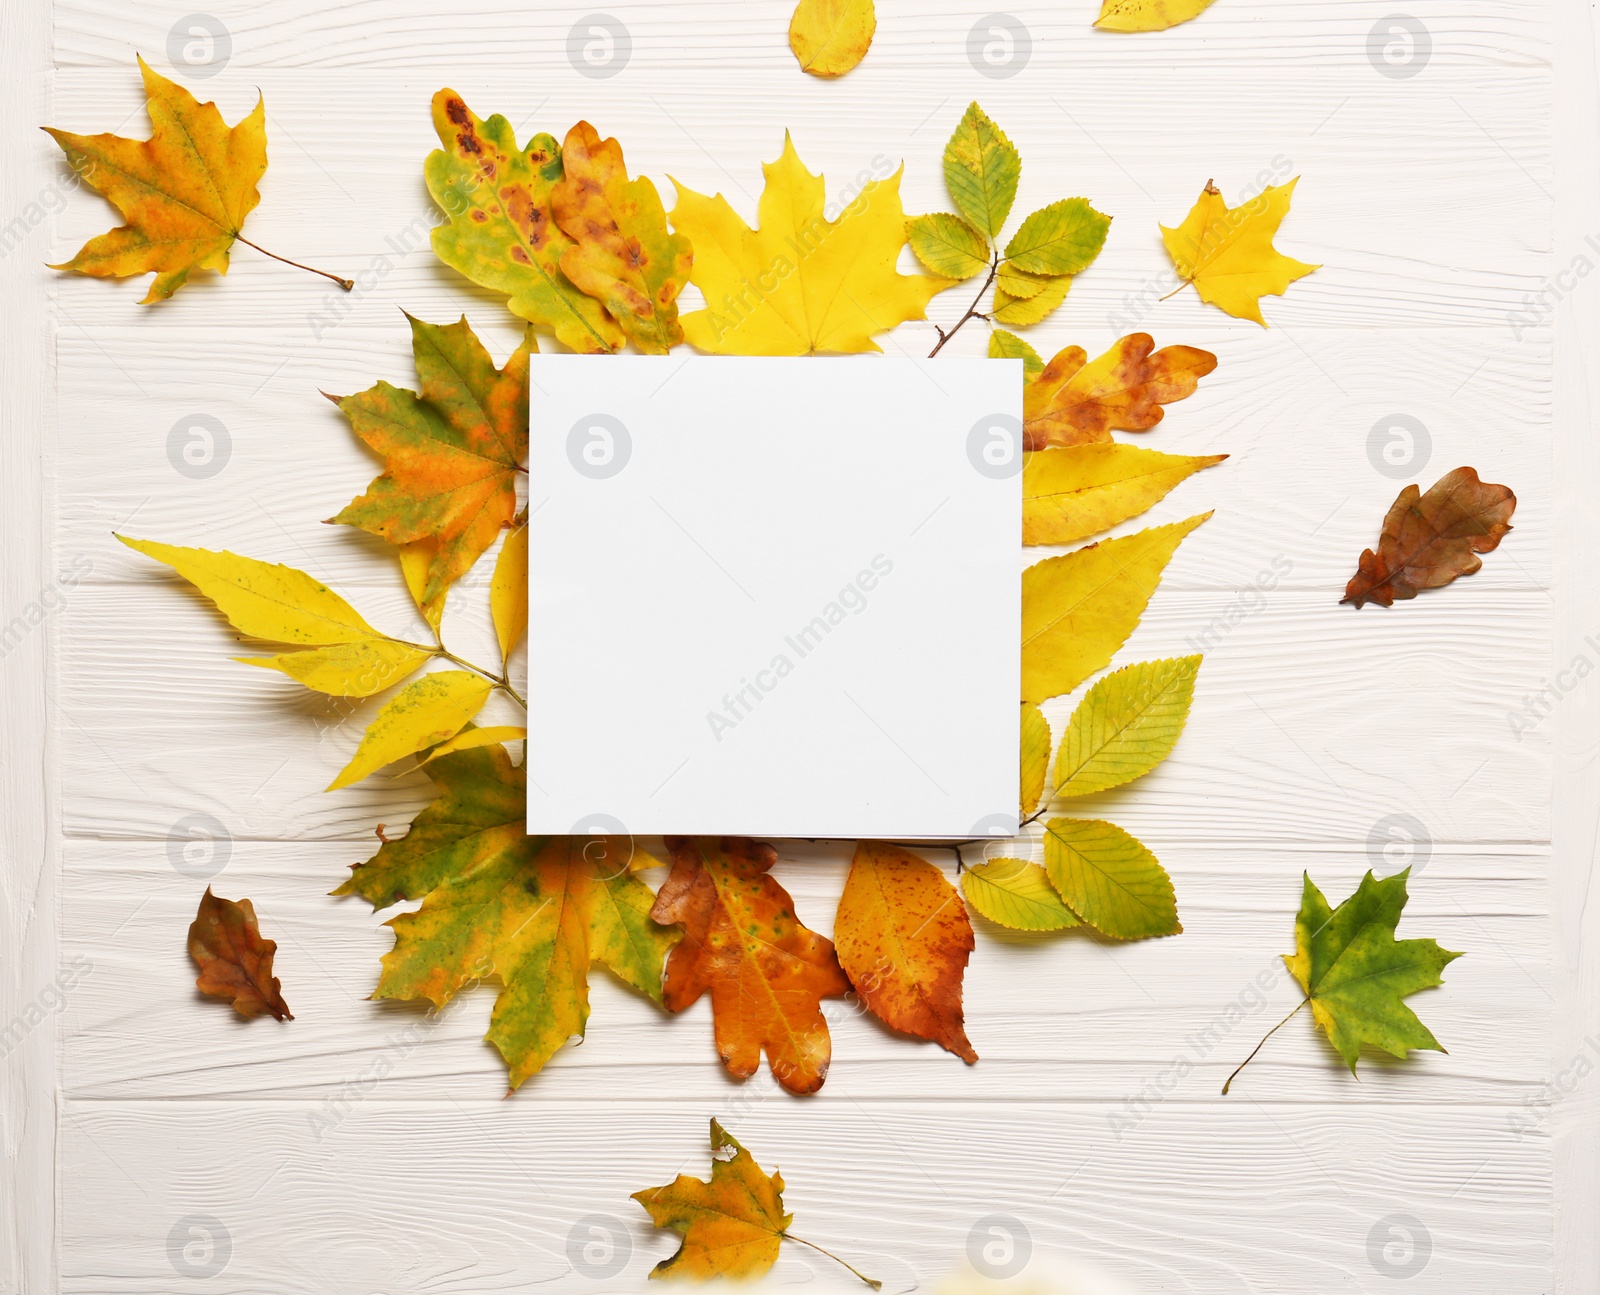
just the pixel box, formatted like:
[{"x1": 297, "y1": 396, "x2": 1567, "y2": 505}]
[
  {"x1": 991, "y1": 274, "x2": 1071, "y2": 327},
  {"x1": 117, "y1": 536, "x2": 380, "y2": 646},
  {"x1": 44, "y1": 57, "x2": 267, "y2": 302},
  {"x1": 398, "y1": 540, "x2": 447, "y2": 635},
  {"x1": 788, "y1": 0, "x2": 877, "y2": 77},
  {"x1": 1054, "y1": 656, "x2": 1201, "y2": 795},
  {"x1": 1044, "y1": 817, "x2": 1180, "y2": 939},
  {"x1": 670, "y1": 133, "x2": 952, "y2": 354},
  {"x1": 1023, "y1": 444, "x2": 1227, "y2": 546},
  {"x1": 1003, "y1": 199, "x2": 1111, "y2": 277},
  {"x1": 424, "y1": 90, "x2": 623, "y2": 354},
  {"x1": 943, "y1": 102, "x2": 1021, "y2": 241},
  {"x1": 996, "y1": 262, "x2": 1053, "y2": 300},
  {"x1": 327, "y1": 670, "x2": 492, "y2": 791},
  {"x1": 490, "y1": 523, "x2": 529, "y2": 665},
  {"x1": 417, "y1": 726, "x2": 528, "y2": 766},
  {"x1": 989, "y1": 328, "x2": 1044, "y2": 379},
  {"x1": 906, "y1": 212, "x2": 991, "y2": 280},
  {"x1": 1161, "y1": 178, "x2": 1319, "y2": 326},
  {"x1": 1020, "y1": 702, "x2": 1051, "y2": 816},
  {"x1": 1095, "y1": 0, "x2": 1218, "y2": 31},
  {"x1": 551, "y1": 122, "x2": 694, "y2": 354},
  {"x1": 237, "y1": 640, "x2": 433, "y2": 698},
  {"x1": 1021, "y1": 513, "x2": 1209, "y2": 703},
  {"x1": 962, "y1": 858, "x2": 1081, "y2": 931}
]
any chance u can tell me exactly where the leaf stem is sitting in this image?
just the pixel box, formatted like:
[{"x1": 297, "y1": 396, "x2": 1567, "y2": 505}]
[
  {"x1": 235, "y1": 235, "x2": 354, "y2": 291},
  {"x1": 928, "y1": 253, "x2": 999, "y2": 357},
  {"x1": 781, "y1": 1233, "x2": 882, "y2": 1290},
  {"x1": 1221, "y1": 998, "x2": 1306, "y2": 1095},
  {"x1": 1158, "y1": 280, "x2": 1188, "y2": 302},
  {"x1": 436, "y1": 647, "x2": 526, "y2": 709}
]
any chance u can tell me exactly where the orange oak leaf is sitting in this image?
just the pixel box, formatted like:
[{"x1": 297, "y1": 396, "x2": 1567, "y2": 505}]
[
  {"x1": 187, "y1": 888, "x2": 292, "y2": 1020},
  {"x1": 551, "y1": 122, "x2": 693, "y2": 354},
  {"x1": 1342, "y1": 466, "x2": 1517, "y2": 608},
  {"x1": 1023, "y1": 333, "x2": 1217, "y2": 450},
  {"x1": 329, "y1": 313, "x2": 533, "y2": 603},
  {"x1": 651, "y1": 837, "x2": 850, "y2": 1094},
  {"x1": 833, "y1": 842, "x2": 977, "y2": 1062}
]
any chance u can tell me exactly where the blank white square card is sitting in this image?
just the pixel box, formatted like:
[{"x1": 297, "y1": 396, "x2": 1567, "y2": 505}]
[{"x1": 526, "y1": 355, "x2": 1020, "y2": 839}]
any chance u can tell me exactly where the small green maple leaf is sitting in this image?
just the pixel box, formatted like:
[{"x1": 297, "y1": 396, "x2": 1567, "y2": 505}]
[{"x1": 1226, "y1": 868, "x2": 1461, "y2": 1093}]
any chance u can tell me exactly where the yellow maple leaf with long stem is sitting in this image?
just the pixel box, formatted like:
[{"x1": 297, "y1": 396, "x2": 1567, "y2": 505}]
[
  {"x1": 1160, "y1": 178, "x2": 1318, "y2": 325},
  {"x1": 669, "y1": 133, "x2": 952, "y2": 354},
  {"x1": 45, "y1": 57, "x2": 350, "y2": 301}
]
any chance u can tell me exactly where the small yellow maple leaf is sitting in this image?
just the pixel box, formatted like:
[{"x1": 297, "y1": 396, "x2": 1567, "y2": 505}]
[
  {"x1": 1160, "y1": 178, "x2": 1318, "y2": 326},
  {"x1": 669, "y1": 133, "x2": 952, "y2": 354}
]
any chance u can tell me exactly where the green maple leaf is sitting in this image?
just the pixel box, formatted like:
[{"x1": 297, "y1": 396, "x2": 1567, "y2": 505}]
[
  {"x1": 333, "y1": 742, "x2": 678, "y2": 1090},
  {"x1": 1287, "y1": 868, "x2": 1461, "y2": 1074}
]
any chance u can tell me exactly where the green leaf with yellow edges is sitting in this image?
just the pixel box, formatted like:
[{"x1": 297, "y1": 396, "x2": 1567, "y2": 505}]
[
  {"x1": 1044, "y1": 817, "x2": 1180, "y2": 939},
  {"x1": 943, "y1": 102, "x2": 1020, "y2": 240},
  {"x1": 1054, "y1": 656, "x2": 1201, "y2": 796},
  {"x1": 906, "y1": 212, "x2": 991, "y2": 280},
  {"x1": 962, "y1": 858, "x2": 1081, "y2": 931}
]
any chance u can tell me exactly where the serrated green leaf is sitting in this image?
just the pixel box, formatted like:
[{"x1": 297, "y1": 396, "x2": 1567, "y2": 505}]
[
  {"x1": 905, "y1": 212, "x2": 991, "y2": 280},
  {"x1": 996, "y1": 262, "x2": 1053, "y2": 300},
  {"x1": 989, "y1": 329, "x2": 1044, "y2": 379},
  {"x1": 1004, "y1": 198, "x2": 1111, "y2": 276},
  {"x1": 943, "y1": 102, "x2": 1021, "y2": 240},
  {"x1": 992, "y1": 274, "x2": 1071, "y2": 326},
  {"x1": 1044, "y1": 818, "x2": 1179, "y2": 939},
  {"x1": 1054, "y1": 656, "x2": 1201, "y2": 796},
  {"x1": 1021, "y1": 702, "x2": 1051, "y2": 816},
  {"x1": 1287, "y1": 869, "x2": 1462, "y2": 1073},
  {"x1": 962, "y1": 858, "x2": 1081, "y2": 931}
]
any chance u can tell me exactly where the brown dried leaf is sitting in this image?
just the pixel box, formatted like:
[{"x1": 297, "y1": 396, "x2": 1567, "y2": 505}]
[
  {"x1": 1342, "y1": 467, "x2": 1517, "y2": 608},
  {"x1": 187, "y1": 888, "x2": 292, "y2": 1020},
  {"x1": 1023, "y1": 333, "x2": 1217, "y2": 450}
]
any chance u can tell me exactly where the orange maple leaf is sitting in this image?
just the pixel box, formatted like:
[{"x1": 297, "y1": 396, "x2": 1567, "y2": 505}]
[{"x1": 651, "y1": 837, "x2": 850, "y2": 1094}]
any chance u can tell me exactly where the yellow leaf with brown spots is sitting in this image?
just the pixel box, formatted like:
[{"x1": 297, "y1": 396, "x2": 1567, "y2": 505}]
[
  {"x1": 425, "y1": 90, "x2": 622, "y2": 353},
  {"x1": 552, "y1": 122, "x2": 693, "y2": 354},
  {"x1": 1024, "y1": 333, "x2": 1217, "y2": 450}
]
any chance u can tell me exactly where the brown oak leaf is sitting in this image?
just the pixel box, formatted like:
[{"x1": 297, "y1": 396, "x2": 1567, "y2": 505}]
[
  {"x1": 1342, "y1": 466, "x2": 1516, "y2": 608},
  {"x1": 651, "y1": 837, "x2": 850, "y2": 1094},
  {"x1": 188, "y1": 888, "x2": 292, "y2": 1020},
  {"x1": 1023, "y1": 333, "x2": 1217, "y2": 450}
]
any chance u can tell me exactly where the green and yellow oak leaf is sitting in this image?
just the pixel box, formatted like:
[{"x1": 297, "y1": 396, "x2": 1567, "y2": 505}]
[
  {"x1": 551, "y1": 122, "x2": 693, "y2": 354},
  {"x1": 1161, "y1": 179, "x2": 1318, "y2": 325},
  {"x1": 425, "y1": 90, "x2": 623, "y2": 353},
  {"x1": 330, "y1": 313, "x2": 533, "y2": 604},
  {"x1": 669, "y1": 134, "x2": 951, "y2": 354},
  {"x1": 1044, "y1": 817, "x2": 1180, "y2": 939},
  {"x1": 789, "y1": 0, "x2": 877, "y2": 77},
  {"x1": 1053, "y1": 656, "x2": 1202, "y2": 797},
  {"x1": 1023, "y1": 334, "x2": 1217, "y2": 451},
  {"x1": 1286, "y1": 869, "x2": 1461, "y2": 1074},
  {"x1": 961, "y1": 858, "x2": 1081, "y2": 932},
  {"x1": 1095, "y1": 0, "x2": 1218, "y2": 31},
  {"x1": 45, "y1": 57, "x2": 269, "y2": 302},
  {"x1": 117, "y1": 536, "x2": 435, "y2": 698},
  {"x1": 1021, "y1": 513, "x2": 1209, "y2": 703},
  {"x1": 1024, "y1": 444, "x2": 1226, "y2": 547},
  {"x1": 334, "y1": 743, "x2": 676, "y2": 1090},
  {"x1": 651, "y1": 837, "x2": 850, "y2": 1093}
]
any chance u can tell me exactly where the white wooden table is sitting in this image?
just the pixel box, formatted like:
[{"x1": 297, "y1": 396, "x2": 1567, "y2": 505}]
[{"x1": 2, "y1": 1, "x2": 1593, "y2": 1291}]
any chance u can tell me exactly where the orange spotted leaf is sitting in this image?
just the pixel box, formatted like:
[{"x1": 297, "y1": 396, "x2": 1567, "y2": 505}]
[
  {"x1": 834, "y1": 842, "x2": 977, "y2": 1062},
  {"x1": 651, "y1": 837, "x2": 850, "y2": 1094},
  {"x1": 1343, "y1": 467, "x2": 1517, "y2": 608},
  {"x1": 330, "y1": 313, "x2": 532, "y2": 603},
  {"x1": 552, "y1": 122, "x2": 693, "y2": 354},
  {"x1": 188, "y1": 888, "x2": 292, "y2": 1021},
  {"x1": 1023, "y1": 333, "x2": 1217, "y2": 450}
]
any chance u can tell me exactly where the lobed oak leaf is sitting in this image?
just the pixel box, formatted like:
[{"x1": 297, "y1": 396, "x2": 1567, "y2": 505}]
[
  {"x1": 1161, "y1": 179, "x2": 1318, "y2": 325},
  {"x1": 335, "y1": 744, "x2": 675, "y2": 1090},
  {"x1": 1023, "y1": 444, "x2": 1226, "y2": 547},
  {"x1": 425, "y1": 91, "x2": 622, "y2": 353},
  {"x1": 670, "y1": 134, "x2": 951, "y2": 355},
  {"x1": 551, "y1": 122, "x2": 693, "y2": 354},
  {"x1": 1095, "y1": 0, "x2": 1218, "y2": 30},
  {"x1": 188, "y1": 888, "x2": 292, "y2": 1020},
  {"x1": 834, "y1": 842, "x2": 977, "y2": 1063},
  {"x1": 330, "y1": 314, "x2": 533, "y2": 604},
  {"x1": 651, "y1": 837, "x2": 850, "y2": 1093},
  {"x1": 1021, "y1": 513, "x2": 1209, "y2": 703},
  {"x1": 1023, "y1": 333, "x2": 1217, "y2": 450},
  {"x1": 789, "y1": 0, "x2": 877, "y2": 77},
  {"x1": 1342, "y1": 466, "x2": 1516, "y2": 608}
]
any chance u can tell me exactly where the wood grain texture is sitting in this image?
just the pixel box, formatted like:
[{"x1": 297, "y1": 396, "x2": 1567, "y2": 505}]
[{"x1": 6, "y1": 0, "x2": 1580, "y2": 1292}]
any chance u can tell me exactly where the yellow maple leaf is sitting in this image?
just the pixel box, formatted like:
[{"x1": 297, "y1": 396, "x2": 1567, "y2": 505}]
[
  {"x1": 1160, "y1": 178, "x2": 1318, "y2": 325},
  {"x1": 45, "y1": 57, "x2": 347, "y2": 301},
  {"x1": 670, "y1": 134, "x2": 951, "y2": 354}
]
